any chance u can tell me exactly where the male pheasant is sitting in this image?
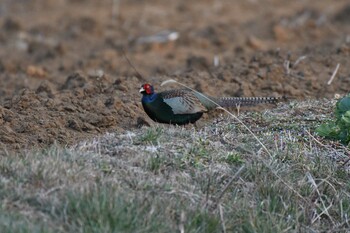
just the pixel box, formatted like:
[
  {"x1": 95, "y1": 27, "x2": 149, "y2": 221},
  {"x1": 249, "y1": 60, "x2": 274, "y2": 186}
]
[{"x1": 140, "y1": 83, "x2": 282, "y2": 125}]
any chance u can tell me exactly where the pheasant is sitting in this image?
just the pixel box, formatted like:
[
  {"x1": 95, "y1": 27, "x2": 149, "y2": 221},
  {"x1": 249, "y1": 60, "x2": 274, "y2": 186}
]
[{"x1": 140, "y1": 83, "x2": 282, "y2": 125}]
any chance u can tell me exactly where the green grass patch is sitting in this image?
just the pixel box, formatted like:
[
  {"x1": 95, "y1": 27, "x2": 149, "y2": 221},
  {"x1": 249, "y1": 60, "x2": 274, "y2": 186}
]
[{"x1": 136, "y1": 127, "x2": 163, "y2": 144}]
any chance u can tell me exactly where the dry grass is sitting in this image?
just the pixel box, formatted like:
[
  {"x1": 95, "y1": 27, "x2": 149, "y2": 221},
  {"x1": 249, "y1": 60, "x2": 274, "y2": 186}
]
[{"x1": 1, "y1": 99, "x2": 350, "y2": 232}]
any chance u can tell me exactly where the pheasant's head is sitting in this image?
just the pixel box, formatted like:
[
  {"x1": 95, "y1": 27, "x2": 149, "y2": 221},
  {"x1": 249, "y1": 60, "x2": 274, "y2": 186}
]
[{"x1": 139, "y1": 83, "x2": 154, "y2": 95}]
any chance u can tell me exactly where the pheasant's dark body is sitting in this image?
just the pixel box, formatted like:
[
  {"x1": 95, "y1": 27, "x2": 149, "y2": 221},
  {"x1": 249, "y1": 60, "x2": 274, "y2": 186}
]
[
  {"x1": 141, "y1": 91, "x2": 203, "y2": 125},
  {"x1": 140, "y1": 84, "x2": 282, "y2": 125}
]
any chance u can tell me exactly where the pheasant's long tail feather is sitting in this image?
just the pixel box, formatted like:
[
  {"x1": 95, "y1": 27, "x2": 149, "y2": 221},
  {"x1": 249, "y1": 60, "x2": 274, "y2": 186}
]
[{"x1": 217, "y1": 96, "x2": 284, "y2": 107}]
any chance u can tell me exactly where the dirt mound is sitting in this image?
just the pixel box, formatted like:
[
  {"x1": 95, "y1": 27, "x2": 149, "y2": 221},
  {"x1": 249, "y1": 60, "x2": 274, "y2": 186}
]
[{"x1": 1, "y1": 72, "x2": 142, "y2": 150}]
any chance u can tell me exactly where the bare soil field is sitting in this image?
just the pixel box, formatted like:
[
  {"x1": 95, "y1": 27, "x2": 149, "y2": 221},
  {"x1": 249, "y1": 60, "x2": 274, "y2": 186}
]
[{"x1": 0, "y1": 0, "x2": 350, "y2": 151}]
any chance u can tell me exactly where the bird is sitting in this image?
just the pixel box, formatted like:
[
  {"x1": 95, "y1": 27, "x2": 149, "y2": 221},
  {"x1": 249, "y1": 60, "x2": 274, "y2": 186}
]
[{"x1": 139, "y1": 83, "x2": 283, "y2": 125}]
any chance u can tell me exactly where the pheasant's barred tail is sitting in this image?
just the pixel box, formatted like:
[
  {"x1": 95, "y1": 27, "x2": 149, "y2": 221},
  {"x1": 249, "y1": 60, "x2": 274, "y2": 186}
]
[{"x1": 217, "y1": 96, "x2": 285, "y2": 107}]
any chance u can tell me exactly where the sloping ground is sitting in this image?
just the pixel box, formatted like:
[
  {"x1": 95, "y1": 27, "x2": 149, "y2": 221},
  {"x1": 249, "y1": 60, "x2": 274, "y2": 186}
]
[
  {"x1": 1, "y1": 99, "x2": 350, "y2": 232},
  {"x1": 0, "y1": 0, "x2": 350, "y2": 151}
]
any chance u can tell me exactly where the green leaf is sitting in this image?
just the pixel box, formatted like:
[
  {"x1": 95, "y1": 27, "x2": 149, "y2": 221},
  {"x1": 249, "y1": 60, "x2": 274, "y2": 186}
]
[
  {"x1": 316, "y1": 123, "x2": 339, "y2": 138},
  {"x1": 335, "y1": 96, "x2": 350, "y2": 120},
  {"x1": 337, "y1": 129, "x2": 350, "y2": 144},
  {"x1": 341, "y1": 111, "x2": 350, "y2": 126},
  {"x1": 316, "y1": 94, "x2": 350, "y2": 145}
]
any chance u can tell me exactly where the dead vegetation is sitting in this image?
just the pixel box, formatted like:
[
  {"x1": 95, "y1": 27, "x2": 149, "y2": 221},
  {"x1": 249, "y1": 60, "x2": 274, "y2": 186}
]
[{"x1": 1, "y1": 99, "x2": 350, "y2": 232}]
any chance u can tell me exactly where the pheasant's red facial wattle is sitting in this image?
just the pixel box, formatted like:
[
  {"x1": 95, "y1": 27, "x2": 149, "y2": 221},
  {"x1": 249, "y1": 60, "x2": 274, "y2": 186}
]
[{"x1": 142, "y1": 84, "x2": 154, "y2": 95}]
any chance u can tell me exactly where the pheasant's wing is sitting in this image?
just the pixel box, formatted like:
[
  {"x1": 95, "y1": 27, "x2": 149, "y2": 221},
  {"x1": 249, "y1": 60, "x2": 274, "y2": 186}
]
[{"x1": 161, "y1": 89, "x2": 208, "y2": 114}]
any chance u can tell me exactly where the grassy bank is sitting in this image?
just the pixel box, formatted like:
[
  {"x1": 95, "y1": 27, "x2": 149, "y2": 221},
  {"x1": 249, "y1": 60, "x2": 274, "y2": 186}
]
[{"x1": 1, "y1": 99, "x2": 350, "y2": 232}]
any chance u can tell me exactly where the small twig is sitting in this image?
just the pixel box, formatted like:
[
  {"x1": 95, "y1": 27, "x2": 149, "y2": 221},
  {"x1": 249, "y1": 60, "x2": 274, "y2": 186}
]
[
  {"x1": 305, "y1": 129, "x2": 328, "y2": 148},
  {"x1": 213, "y1": 55, "x2": 219, "y2": 67},
  {"x1": 307, "y1": 172, "x2": 335, "y2": 225},
  {"x1": 215, "y1": 165, "x2": 245, "y2": 205},
  {"x1": 306, "y1": 129, "x2": 346, "y2": 165},
  {"x1": 127, "y1": 131, "x2": 134, "y2": 144},
  {"x1": 284, "y1": 60, "x2": 290, "y2": 75},
  {"x1": 293, "y1": 55, "x2": 307, "y2": 68},
  {"x1": 205, "y1": 175, "x2": 212, "y2": 208},
  {"x1": 305, "y1": 129, "x2": 350, "y2": 164},
  {"x1": 327, "y1": 63, "x2": 340, "y2": 85},
  {"x1": 43, "y1": 185, "x2": 64, "y2": 197},
  {"x1": 121, "y1": 49, "x2": 146, "y2": 81},
  {"x1": 179, "y1": 211, "x2": 185, "y2": 233},
  {"x1": 219, "y1": 204, "x2": 227, "y2": 233},
  {"x1": 341, "y1": 157, "x2": 350, "y2": 167},
  {"x1": 235, "y1": 103, "x2": 241, "y2": 116},
  {"x1": 111, "y1": 0, "x2": 120, "y2": 24}
]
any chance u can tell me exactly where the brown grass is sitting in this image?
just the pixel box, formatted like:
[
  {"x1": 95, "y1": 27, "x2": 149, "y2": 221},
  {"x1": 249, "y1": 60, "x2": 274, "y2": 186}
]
[{"x1": 1, "y1": 99, "x2": 350, "y2": 232}]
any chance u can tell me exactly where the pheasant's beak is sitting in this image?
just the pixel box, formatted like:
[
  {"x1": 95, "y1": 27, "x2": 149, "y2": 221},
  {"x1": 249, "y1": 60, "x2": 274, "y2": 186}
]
[{"x1": 139, "y1": 87, "x2": 145, "y2": 93}]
